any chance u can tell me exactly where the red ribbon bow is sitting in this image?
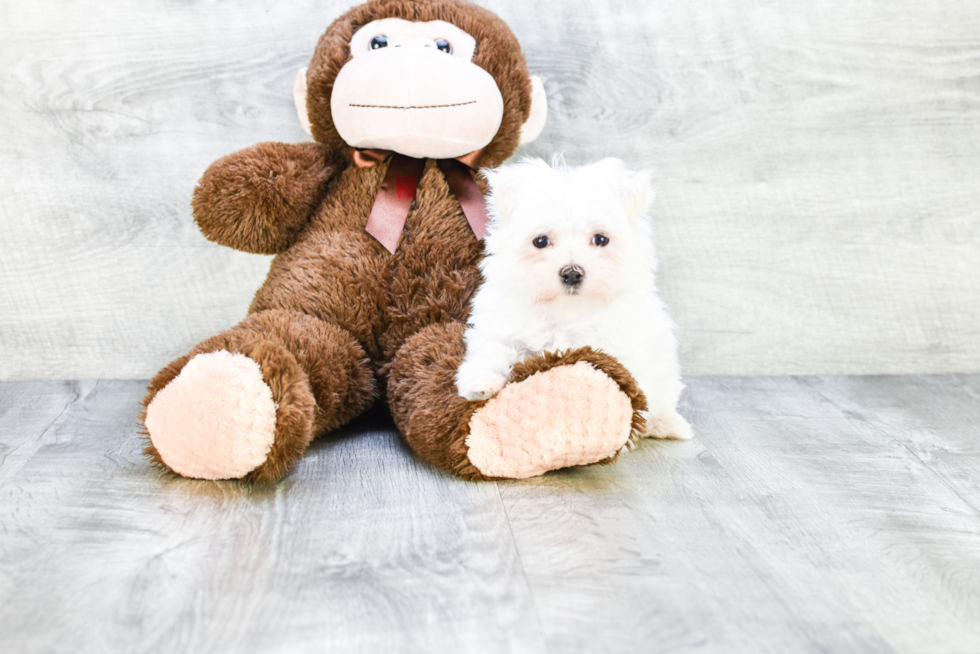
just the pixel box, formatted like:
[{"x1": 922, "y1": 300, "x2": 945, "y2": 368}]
[{"x1": 353, "y1": 149, "x2": 489, "y2": 254}]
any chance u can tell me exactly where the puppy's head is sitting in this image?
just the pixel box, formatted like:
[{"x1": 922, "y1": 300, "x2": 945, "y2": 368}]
[{"x1": 482, "y1": 156, "x2": 655, "y2": 311}]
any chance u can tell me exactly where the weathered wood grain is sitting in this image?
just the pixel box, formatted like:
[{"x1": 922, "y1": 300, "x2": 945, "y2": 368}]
[
  {"x1": 0, "y1": 380, "x2": 78, "y2": 488},
  {"x1": 2, "y1": 376, "x2": 979, "y2": 653},
  {"x1": 798, "y1": 374, "x2": 980, "y2": 518},
  {"x1": 498, "y1": 375, "x2": 980, "y2": 654},
  {"x1": 0, "y1": 380, "x2": 545, "y2": 654},
  {"x1": 2, "y1": 0, "x2": 980, "y2": 379}
]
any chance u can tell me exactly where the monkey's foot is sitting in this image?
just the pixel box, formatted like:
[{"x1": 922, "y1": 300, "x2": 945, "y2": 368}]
[
  {"x1": 466, "y1": 360, "x2": 637, "y2": 479},
  {"x1": 387, "y1": 323, "x2": 647, "y2": 481},
  {"x1": 145, "y1": 351, "x2": 279, "y2": 480},
  {"x1": 143, "y1": 337, "x2": 315, "y2": 482}
]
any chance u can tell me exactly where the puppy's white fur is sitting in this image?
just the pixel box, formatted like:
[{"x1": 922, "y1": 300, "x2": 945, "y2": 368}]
[{"x1": 456, "y1": 156, "x2": 692, "y2": 440}]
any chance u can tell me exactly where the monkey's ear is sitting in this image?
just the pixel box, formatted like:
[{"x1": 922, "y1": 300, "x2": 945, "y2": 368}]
[
  {"x1": 518, "y1": 76, "x2": 548, "y2": 145},
  {"x1": 294, "y1": 67, "x2": 313, "y2": 138}
]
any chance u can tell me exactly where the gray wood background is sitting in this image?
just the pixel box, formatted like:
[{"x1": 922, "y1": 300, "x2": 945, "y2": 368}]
[
  {"x1": 2, "y1": 0, "x2": 979, "y2": 379},
  {"x1": 2, "y1": 374, "x2": 979, "y2": 653}
]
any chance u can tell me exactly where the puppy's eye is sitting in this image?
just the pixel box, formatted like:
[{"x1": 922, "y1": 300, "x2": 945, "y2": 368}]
[
  {"x1": 371, "y1": 35, "x2": 388, "y2": 50},
  {"x1": 435, "y1": 39, "x2": 452, "y2": 54},
  {"x1": 532, "y1": 236, "x2": 550, "y2": 249},
  {"x1": 592, "y1": 234, "x2": 610, "y2": 247}
]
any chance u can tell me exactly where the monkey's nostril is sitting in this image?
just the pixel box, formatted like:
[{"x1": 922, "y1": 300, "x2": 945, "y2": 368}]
[{"x1": 560, "y1": 265, "x2": 584, "y2": 287}]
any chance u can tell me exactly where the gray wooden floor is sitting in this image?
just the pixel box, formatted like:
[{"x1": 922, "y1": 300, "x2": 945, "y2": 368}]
[{"x1": 1, "y1": 376, "x2": 978, "y2": 654}]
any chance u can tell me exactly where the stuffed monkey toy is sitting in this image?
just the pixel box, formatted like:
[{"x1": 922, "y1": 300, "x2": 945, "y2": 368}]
[{"x1": 141, "y1": 0, "x2": 648, "y2": 482}]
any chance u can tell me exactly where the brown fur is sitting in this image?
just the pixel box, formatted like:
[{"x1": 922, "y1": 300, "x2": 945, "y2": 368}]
[
  {"x1": 142, "y1": 0, "x2": 641, "y2": 482},
  {"x1": 142, "y1": 309, "x2": 377, "y2": 482},
  {"x1": 387, "y1": 322, "x2": 489, "y2": 480},
  {"x1": 193, "y1": 142, "x2": 343, "y2": 254},
  {"x1": 388, "y1": 324, "x2": 649, "y2": 481}
]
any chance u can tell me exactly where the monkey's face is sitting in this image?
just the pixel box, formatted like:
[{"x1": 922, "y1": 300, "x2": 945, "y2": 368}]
[
  {"x1": 331, "y1": 18, "x2": 504, "y2": 159},
  {"x1": 301, "y1": 0, "x2": 547, "y2": 167}
]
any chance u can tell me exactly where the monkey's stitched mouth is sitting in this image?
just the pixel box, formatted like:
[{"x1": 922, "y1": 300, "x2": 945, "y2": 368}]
[{"x1": 349, "y1": 101, "x2": 477, "y2": 109}]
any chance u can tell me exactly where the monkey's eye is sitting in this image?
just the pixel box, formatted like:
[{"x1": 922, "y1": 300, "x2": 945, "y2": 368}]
[
  {"x1": 370, "y1": 35, "x2": 388, "y2": 50},
  {"x1": 532, "y1": 236, "x2": 550, "y2": 249},
  {"x1": 592, "y1": 234, "x2": 610, "y2": 247},
  {"x1": 435, "y1": 39, "x2": 452, "y2": 54}
]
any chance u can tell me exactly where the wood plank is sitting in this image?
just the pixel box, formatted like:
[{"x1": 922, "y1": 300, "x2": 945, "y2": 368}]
[
  {"x1": 2, "y1": 376, "x2": 979, "y2": 651},
  {"x1": 507, "y1": 0, "x2": 980, "y2": 375},
  {"x1": 799, "y1": 374, "x2": 980, "y2": 516},
  {"x1": 0, "y1": 246, "x2": 272, "y2": 379},
  {"x1": 0, "y1": 380, "x2": 80, "y2": 488},
  {"x1": 2, "y1": 1, "x2": 980, "y2": 379},
  {"x1": 0, "y1": 380, "x2": 546, "y2": 654},
  {"x1": 498, "y1": 375, "x2": 980, "y2": 653}
]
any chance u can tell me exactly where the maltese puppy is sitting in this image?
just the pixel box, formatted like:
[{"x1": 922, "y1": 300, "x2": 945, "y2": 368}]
[{"x1": 456, "y1": 156, "x2": 693, "y2": 440}]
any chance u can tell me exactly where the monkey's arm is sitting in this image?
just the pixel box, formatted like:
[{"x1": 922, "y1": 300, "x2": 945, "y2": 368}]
[{"x1": 192, "y1": 141, "x2": 341, "y2": 254}]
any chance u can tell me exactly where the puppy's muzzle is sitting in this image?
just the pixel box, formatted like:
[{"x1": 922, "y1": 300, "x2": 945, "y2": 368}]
[{"x1": 560, "y1": 265, "x2": 584, "y2": 288}]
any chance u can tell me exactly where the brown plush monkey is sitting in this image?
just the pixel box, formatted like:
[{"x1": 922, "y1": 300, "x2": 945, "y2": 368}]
[{"x1": 141, "y1": 0, "x2": 648, "y2": 483}]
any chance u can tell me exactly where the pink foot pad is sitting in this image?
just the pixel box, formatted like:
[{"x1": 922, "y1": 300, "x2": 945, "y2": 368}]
[
  {"x1": 466, "y1": 361, "x2": 634, "y2": 479},
  {"x1": 145, "y1": 350, "x2": 278, "y2": 480}
]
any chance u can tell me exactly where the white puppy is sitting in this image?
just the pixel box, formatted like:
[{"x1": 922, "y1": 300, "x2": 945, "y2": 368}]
[{"x1": 456, "y1": 156, "x2": 693, "y2": 440}]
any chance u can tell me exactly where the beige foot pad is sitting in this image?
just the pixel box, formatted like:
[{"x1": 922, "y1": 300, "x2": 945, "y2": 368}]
[
  {"x1": 466, "y1": 361, "x2": 634, "y2": 479},
  {"x1": 145, "y1": 350, "x2": 278, "y2": 480}
]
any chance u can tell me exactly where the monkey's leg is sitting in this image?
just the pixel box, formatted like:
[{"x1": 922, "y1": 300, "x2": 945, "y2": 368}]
[
  {"x1": 141, "y1": 310, "x2": 376, "y2": 483},
  {"x1": 387, "y1": 322, "x2": 646, "y2": 480}
]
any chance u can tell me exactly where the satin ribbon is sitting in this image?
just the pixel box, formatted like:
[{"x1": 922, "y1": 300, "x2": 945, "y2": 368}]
[{"x1": 354, "y1": 148, "x2": 489, "y2": 254}]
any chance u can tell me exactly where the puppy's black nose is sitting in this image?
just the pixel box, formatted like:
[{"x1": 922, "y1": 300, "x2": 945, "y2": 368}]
[{"x1": 560, "y1": 265, "x2": 584, "y2": 287}]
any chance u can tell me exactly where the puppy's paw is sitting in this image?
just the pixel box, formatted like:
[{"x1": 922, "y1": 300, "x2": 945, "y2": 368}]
[
  {"x1": 456, "y1": 365, "x2": 509, "y2": 401},
  {"x1": 639, "y1": 409, "x2": 694, "y2": 440}
]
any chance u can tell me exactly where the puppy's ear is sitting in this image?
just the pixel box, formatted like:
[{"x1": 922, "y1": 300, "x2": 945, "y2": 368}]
[
  {"x1": 622, "y1": 169, "x2": 655, "y2": 221},
  {"x1": 484, "y1": 158, "x2": 555, "y2": 223},
  {"x1": 481, "y1": 165, "x2": 522, "y2": 222}
]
